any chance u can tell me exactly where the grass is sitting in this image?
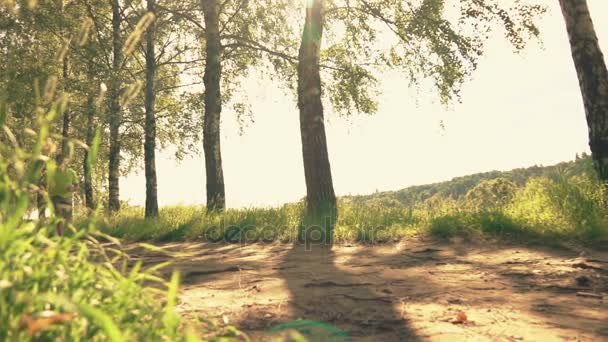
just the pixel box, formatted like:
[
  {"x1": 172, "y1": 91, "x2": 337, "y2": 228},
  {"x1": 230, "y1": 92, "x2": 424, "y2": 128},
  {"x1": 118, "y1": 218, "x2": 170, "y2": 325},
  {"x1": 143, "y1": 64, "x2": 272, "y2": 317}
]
[
  {"x1": 97, "y1": 201, "x2": 422, "y2": 244},
  {"x1": 1, "y1": 190, "x2": 199, "y2": 338},
  {"x1": 100, "y1": 204, "x2": 304, "y2": 242},
  {"x1": 100, "y1": 173, "x2": 608, "y2": 246},
  {"x1": 0, "y1": 221, "x2": 199, "y2": 341}
]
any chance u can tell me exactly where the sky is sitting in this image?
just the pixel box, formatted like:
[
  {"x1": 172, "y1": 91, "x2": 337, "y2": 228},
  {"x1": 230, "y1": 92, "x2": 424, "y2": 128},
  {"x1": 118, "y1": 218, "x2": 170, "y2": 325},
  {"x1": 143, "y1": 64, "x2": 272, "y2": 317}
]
[{"x1": 122, "y1": 0, "x2": 608, "y2": 209}]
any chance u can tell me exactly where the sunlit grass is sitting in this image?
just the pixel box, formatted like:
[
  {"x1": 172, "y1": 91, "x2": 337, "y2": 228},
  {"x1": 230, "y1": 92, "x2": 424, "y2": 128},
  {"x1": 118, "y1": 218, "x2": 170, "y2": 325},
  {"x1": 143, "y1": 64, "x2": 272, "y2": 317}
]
[{"x1": 101, "y1": 174, "x2": 608, "y2": 246}]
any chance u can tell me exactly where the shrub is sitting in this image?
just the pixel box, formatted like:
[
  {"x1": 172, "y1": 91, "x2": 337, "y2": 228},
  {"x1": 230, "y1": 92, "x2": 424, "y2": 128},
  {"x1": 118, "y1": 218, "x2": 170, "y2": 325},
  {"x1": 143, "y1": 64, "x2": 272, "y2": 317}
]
[
  {"x1": 506, "y1": 175, "x2": 608, "y2": 239},
  {"x1": 427, "y1": 213, "x2": 475, "y2": 239},
  {"x1": 464, "y1": 178, "x2": 517, "y2": 210}
]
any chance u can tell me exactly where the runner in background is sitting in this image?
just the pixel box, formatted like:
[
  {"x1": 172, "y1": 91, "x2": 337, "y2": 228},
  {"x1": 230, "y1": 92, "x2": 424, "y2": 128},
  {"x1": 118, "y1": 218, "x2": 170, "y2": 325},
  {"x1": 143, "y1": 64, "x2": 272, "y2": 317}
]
[{"x1": 48, "y1": 163, "x2": 78, "y2": 236}]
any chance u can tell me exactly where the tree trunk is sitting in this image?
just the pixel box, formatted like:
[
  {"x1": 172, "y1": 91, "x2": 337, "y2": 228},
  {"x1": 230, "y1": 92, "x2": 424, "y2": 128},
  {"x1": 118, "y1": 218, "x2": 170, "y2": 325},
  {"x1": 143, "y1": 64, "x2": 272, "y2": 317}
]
[
  {"x1": 37, "y1": 169, "x2": 46, "y2": 220},
  {"x1": 559, "y1": 0, "x2": 608, "y2": 183},
  {"x1": 83, "y1": 96, "x2": 96, "y2": 210},
  {"x1": 54, "y1": 0, "x2": 69, "y2": 166},
  {"x1": 201, "y1": 0, "x2": 225, "y2": 212},
  {"x1": 108, "y1": 0, "x2": 122, "y2": 212},
  {"x1": 144, "y1": 0, "x2": 159, "y2": 217},
  {"x1": 297, "y1": 0, "x2": 336, "y2": 244},
  {"x1": 58, "y1": 56, "x2": 70, "y2": 165}
]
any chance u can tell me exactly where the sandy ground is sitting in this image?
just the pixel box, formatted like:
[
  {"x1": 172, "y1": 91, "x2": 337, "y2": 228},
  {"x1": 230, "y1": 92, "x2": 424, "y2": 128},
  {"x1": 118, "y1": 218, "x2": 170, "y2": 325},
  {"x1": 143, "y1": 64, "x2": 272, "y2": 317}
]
[{"x1": 126, "y1": 237, "x2": 608, "y2": 341}]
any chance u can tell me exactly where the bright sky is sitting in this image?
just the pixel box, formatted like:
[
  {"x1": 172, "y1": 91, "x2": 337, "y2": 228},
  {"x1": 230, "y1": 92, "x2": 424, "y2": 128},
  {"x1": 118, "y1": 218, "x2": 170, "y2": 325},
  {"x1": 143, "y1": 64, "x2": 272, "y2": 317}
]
[{"x1": 122, "y1": 0, "x2": 608, "y2": 209}]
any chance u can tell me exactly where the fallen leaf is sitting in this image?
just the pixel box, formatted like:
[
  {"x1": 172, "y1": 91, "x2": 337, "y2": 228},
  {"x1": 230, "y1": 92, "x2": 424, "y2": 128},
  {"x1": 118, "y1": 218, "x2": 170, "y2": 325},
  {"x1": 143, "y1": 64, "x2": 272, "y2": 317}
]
[
  {"x1": 452, "y1": 311, "x2": 468, "y2": 324},
  {"x1": 21, "y1": 312, "x2": 76, "y2": 335}
]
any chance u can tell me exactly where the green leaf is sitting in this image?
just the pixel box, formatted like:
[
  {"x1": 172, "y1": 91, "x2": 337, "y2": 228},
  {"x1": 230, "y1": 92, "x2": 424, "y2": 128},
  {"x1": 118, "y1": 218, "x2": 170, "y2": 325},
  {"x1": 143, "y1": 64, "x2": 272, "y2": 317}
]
[
  {"x1": 163, "y1": 271, "x2": 180, "y2": 329},
  {"x1": 76, "y1": 302, "x2": 125, "y2": 342}
]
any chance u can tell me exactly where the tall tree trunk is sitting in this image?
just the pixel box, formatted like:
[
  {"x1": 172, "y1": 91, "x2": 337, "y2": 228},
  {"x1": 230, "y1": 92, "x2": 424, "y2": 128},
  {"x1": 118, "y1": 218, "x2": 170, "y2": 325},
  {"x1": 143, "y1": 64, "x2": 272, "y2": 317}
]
[
  {"x1": 83, "y1": 96, "x2": 96, "y2": 210},
  {"x1": 559, "y1": 0, "x2": 608, "y2": 183},
  {"x1": 297, "y1": 0, "x2": 336, "y2": 244},
  {"x1": 58, "y1": 56, "x2": 70, "y2": 164},
  {"x1": 37, "y1": 170, "x2": 46, "y2": 219},
  {"x1": 144, "y1": 0, "x2": 159, "y2": 217},
  {"x1": 108, "y1": 0, "x2": 122, "y2": 212},
  {"x1": 201, "y1": 0, "x2": 225, "y2": 211}
]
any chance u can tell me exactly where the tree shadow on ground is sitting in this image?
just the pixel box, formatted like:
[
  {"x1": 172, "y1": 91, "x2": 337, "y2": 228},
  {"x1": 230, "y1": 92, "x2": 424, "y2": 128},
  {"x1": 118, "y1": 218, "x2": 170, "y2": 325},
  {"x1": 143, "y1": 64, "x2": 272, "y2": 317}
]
[{"x1": 276, "y1": 243, "x2": 423, "y2": 341}]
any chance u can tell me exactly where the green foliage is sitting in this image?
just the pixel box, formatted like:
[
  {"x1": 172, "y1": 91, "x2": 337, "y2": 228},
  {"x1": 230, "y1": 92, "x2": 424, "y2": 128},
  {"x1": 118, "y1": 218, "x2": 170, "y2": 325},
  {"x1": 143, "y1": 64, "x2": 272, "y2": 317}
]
[
  {"x1": 1, "y1": 0, "x2": 206, "y2": 199},
  {"x1": 464, "y1": 177, "x2": 517, "y2": 210},
  {"x1": 507, "y1": 174, "x2": 607, "y2": 239},
  {"x1": 318, "y1": 0, "x2": 546, "y2": 116},
  {"x1": 425, "y1": 162, "x2": 608, "y2": 242},
  {"x1": 335, "y1": 201, "x2": 419, "y2": 242},
  {"x1": 0, "y1": 68, "x2": 200, "y2": 341},
  {"x1": 427, "y1": 213, "x2": 476, "y2": 239}
]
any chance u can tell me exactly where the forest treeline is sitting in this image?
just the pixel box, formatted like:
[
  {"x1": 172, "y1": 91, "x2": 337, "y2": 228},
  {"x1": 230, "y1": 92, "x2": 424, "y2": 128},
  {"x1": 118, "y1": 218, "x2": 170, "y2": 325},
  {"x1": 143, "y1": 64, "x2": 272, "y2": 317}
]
[
  {"x1": 1, "y1": 0, "x2": 608, "y2": 242},
  {"x1": 347, "y1": 153, "x2": 595, "y2": 207}
]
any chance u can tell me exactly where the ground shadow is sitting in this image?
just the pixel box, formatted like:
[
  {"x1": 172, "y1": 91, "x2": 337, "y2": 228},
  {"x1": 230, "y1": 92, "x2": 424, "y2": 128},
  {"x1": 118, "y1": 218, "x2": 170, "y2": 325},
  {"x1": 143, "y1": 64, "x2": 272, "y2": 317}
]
[{"x1": 275, "y1": 243, "x2": 423, "y2": 341}]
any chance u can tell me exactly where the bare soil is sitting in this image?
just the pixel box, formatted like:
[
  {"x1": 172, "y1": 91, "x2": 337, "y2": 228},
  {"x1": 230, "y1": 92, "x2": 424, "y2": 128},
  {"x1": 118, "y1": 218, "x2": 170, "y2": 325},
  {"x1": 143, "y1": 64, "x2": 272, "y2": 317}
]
[{"x1": 126, "y1": 237, "x2": 608, "y2": 341}]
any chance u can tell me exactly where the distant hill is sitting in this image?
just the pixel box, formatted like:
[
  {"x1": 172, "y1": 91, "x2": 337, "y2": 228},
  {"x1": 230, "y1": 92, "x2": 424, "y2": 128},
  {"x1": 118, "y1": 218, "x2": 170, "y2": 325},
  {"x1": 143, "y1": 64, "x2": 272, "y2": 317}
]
[{"x1": 345, "y1": 153, "x2": 594, "y2": 206}]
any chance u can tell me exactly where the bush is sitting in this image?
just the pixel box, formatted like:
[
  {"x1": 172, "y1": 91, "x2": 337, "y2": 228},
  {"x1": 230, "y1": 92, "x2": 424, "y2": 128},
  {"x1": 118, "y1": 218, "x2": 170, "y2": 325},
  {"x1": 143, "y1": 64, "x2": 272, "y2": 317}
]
[
  {"x1": 425, "y1": 174, "x2": 608, "y2": 243},
  {"x1": 506, "y1": 175, "x2": 608, "y2": 239},
  {"x1": 427, "y1": 213, "x2": 476, "y2": 239},
  {"x1": 464, "y1": 178, "x2": 517, "y2": 210}
]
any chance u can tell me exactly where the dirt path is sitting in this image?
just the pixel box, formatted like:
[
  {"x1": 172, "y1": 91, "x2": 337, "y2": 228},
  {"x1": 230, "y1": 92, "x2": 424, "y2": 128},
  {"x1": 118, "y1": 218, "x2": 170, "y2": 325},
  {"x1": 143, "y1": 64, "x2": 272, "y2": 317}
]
[{"x1": 127, "y1": 237, "x2": 608, "y2": 341}]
